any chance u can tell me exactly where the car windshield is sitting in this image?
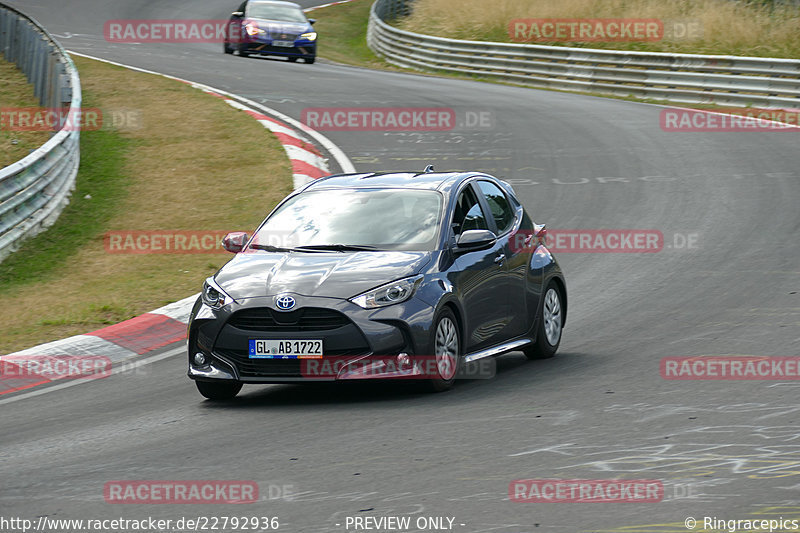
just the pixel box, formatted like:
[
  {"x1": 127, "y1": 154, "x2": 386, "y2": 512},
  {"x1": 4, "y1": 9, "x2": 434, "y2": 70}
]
[
  {"x1": 246, "y1": 3, "x2": 307, "y2": 23},
  {"x1": 249, "y1": 188, "x2": 443, "y2": 251}
]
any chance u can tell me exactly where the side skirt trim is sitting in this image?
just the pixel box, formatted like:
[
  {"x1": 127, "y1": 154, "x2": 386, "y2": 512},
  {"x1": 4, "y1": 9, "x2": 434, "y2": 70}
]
[{"x1": 464, "y1": 338, "x2": 532, "y2": 363}]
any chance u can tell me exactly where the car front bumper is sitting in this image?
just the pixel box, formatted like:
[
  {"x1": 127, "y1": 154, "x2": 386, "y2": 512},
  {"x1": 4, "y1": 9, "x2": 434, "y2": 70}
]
[
  {"x1": 240, "y1": 41, "x2": 316, "y2": 57},
  {"x1": 187, "y1": 294, "x2": 437, "y2": 384}
]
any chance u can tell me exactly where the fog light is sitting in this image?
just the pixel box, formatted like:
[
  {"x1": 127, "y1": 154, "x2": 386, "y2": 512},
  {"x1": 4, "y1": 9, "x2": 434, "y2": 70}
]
[
  {"x1": 193, "y1": 352, "x2": 207, "y2": 366},
  {"x1": 397, "y1": 353, "x2": 410, "y2": 367}
]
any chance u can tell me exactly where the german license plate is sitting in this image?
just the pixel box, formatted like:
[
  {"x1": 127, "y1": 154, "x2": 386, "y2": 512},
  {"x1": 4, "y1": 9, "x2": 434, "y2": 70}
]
[
  {"x1": 249, "y1": 339, "x2": 322, "y2": 359},
  {"x1": 272, "y1": 40, "x2": 294, "y2": 47}
]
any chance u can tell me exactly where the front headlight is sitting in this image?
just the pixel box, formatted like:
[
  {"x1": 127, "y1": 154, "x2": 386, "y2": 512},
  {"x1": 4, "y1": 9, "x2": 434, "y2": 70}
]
[
  {"x1": 202, "y1": 278, "x2": 232, "y2": 309},
  {"x1": 350, "y1": 275, "x2": 423, "y2": 309},
  {"x1": 245, "y1": 22, "x2": 265, "y2": 36},
  {"x1": 300, "y1": 31, "x2": 317, "y2": 41}
]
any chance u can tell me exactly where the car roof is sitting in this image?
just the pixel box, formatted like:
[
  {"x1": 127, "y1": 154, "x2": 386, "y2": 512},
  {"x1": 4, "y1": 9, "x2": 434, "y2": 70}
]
[
  {"x1": 248, "y1": 0, "x2": 302, "y2": 8},
  {"x1": 303, "y1": 171, "x2": 492, "y2": 193}
]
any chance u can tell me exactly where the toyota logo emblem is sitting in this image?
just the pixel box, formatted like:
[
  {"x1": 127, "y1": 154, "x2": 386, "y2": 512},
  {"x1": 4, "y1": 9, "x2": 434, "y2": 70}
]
[{"x1": 275, "y1": 294, "x2": 296, "y2": 310}]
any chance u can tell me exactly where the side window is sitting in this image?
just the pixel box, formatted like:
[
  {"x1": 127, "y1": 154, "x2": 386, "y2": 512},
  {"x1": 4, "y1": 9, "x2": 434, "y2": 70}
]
[
  {"x1": 452, "y1": 186, "x2": 488, "y2": 236},
  {"x1": 477, "y1": 181, "x2": 515, "y2": 234}
]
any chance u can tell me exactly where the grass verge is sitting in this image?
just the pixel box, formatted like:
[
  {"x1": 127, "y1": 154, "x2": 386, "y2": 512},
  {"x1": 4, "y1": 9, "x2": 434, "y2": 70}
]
[
  {"x1": 0, "y1": 59, "x2": 52, "y2": 168},
  {"x1": 312, "y1": 0, "x2": 800, "y2": 125},
  {"x1": 312, "y1": 0, "x2": 391, "y2": 68},
  {"x1": 399, "y1": 0, "x2": 800, "y2": 59},
  {"x1": 0, "y1": 56, "x2": 293, "y2": 354}
]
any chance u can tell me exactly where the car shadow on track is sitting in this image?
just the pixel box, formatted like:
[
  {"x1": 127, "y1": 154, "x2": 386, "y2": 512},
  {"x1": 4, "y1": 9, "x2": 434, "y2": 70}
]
[
  {"x1": 196, "y1": 350, "x2": 591, "y2": 409},
  {"x1": 238, "y1": 54, "x2": 309, "y2": 64}
]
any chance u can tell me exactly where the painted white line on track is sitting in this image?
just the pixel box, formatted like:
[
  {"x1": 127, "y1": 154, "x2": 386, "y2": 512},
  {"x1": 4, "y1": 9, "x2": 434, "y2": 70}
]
[
  {"x1": 0, "y1": 346, "x2": 184, "y2": 406},
  {"x1": 304, "y1": 0, "x2": 360, "y2": 12}
]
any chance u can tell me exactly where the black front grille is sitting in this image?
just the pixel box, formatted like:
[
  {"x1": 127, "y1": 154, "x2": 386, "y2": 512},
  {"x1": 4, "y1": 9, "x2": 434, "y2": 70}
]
[
  {"x1": 216, "y1": 307, "x2": 371, "y2": 378},
  {"x1": 215, "y1": 349, "x2": 370, "y2": 378},
  {"x1": 215, "y1": 350, "x2": 303, "y2": 377},
  {"x1": 228, "y1": 307, "x2": 350, "y2": 332},
  {"x1": 270, "y1": 33, "x2": 299, "y2": 40}
]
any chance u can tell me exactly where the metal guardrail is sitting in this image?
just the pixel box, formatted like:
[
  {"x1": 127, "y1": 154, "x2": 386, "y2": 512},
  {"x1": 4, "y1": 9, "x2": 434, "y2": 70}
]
[
  {"x1": 367, "y1": 0, "x2": 800, "y2": 108},
  {"x1": 0, "y1": 2, "x2": 80, "y2": 263}
]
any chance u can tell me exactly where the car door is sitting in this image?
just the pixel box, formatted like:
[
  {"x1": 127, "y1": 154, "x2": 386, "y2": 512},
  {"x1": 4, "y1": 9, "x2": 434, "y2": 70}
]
[
  {"x1": 450, "y1": 183, "x2": 511, "y2": 353},
  {"x1": 474, "y1": 180, "x2": 530, "y2": 339}
]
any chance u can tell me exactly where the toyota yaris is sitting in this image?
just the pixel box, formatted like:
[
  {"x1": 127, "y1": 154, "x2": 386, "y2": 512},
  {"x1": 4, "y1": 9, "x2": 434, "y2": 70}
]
[{"x1": 187, "y1": 170, "x2": 567, "y2": 399}]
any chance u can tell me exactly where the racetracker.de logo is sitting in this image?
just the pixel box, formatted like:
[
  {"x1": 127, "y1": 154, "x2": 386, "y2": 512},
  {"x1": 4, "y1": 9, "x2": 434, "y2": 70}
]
[
  {"x1": 509, "y1": 479, "x2": 664, "y2": 502},
  {"x1": 510, "y1": 19, "x2": 663, "y2": 42},
  {"x1": 300, "y1": 355, "x2": 496, "y2": 380},
  {"x1": 1, "y1": 107, "x2": 103, "y2": 132},
  {"x1": 660, "y1": 107, "x2": 800, "y2": 132},
  {"x1": 510, "y1": 229, "x2": 664, "y2": 253},
  {"x1": 104, "y1": 481, "x2": 259, "y2": 504},
  {"x1": 104, "y1": 231, "x2": 234, "y2": 254},
  {"x1": 0, "y1": 355, "x2": 111, "y2": 381},
  {"x1": 301, "y1": 108, "x2": 456, "y2": 131},
  {"x1": 104, "y1": 20, "x2": 234, "y2": 43},
  {"x1": 661, "y1": 356, "x2": 800, "y2": 380}
]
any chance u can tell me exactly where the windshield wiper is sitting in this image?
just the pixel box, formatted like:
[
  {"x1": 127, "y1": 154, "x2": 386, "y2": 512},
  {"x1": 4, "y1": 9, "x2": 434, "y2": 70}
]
[
  {"x1": 249, "y1": 244, "x2": 302, "y2": 253},
  {"x1": 294, "y1": 244, "x2": 379, "y2": 252}
]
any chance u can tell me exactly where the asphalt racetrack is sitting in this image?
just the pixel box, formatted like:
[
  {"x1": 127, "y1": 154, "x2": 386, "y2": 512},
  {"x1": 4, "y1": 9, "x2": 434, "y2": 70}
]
[{"x1": 2, "y1": 0, "x2": 800, "y2": 531}]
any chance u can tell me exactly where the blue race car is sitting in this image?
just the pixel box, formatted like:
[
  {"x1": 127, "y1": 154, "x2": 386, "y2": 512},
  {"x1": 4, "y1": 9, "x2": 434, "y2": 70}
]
[{"x1": 224, "y1": 0, "x2": 317, "y2": 63}]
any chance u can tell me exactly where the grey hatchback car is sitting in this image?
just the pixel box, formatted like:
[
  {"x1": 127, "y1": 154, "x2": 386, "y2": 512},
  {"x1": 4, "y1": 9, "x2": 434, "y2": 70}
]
[{"x1": 187, "y1": 170, "x2": 567, "y2": 399}]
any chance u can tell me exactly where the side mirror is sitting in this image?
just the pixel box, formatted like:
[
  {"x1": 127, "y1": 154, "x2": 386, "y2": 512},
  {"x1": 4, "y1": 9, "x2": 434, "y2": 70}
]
[
  {"x1": 455, "y1": 229, "x2": 496, "y2": 252},
  {"x1": 222, "y1": 231, "x2": 249, "y2": 253},
  {"x1": 231, "y1": 11, "x2": 244, "y2": 17},
  {"x1": 534, "y1": 223, "x2": 547, "y2": 245},
  {"x1": 308, "y1": 18, "x2": 316, "y2": 25}
]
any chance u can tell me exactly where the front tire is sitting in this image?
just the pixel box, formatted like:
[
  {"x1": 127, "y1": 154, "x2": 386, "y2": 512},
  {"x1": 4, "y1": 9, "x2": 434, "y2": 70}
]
[
  {"x1": 195, "y1": 380, "x2": 242, "y2": 400},
  {"x1": 426, "y1": 308, "x2": 461, "y2": 392},
  {"x1": 305, "y1": 55, "x2": 316, "y2": 64},
  {"x1": 524, "y1": 282, "x2": 563, "y2": 360},
  {"x1": 223, "y1": 41, "x2": 233, "y2": 54}
]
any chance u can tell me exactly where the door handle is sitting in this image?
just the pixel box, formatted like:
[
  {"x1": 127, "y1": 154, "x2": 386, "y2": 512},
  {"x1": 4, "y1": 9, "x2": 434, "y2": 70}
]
[{"x1": 494, "y1": 253, "x2": 506, "y2": 265}]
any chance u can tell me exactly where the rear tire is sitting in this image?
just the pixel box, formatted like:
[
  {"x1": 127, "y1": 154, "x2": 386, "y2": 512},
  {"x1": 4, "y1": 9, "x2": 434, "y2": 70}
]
[
  {"x1": 426, "y1": 308, "x2": 461, "y2": 392},
  {"x1": 195, "y1": 380, "x2": 242, "y2": 400},
  {"x1": 524, "y1": 281, "x2": 563, "y2": 360}
]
